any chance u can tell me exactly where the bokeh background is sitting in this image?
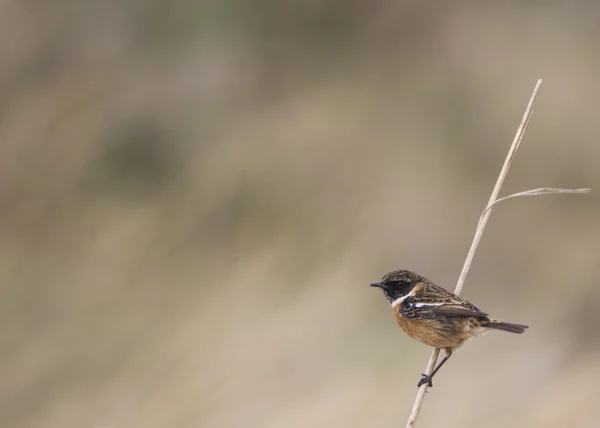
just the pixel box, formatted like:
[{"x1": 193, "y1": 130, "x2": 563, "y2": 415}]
[{"x1": 1, "y1": 1, "x2": 599, "y2": 427}]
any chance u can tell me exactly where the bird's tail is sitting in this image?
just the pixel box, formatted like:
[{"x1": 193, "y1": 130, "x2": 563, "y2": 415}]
[{"x1": 484, "y1": 320, "x2": 529, "y2": 334}]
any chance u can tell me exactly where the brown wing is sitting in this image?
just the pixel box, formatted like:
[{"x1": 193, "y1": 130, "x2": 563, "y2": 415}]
[
  {"x1": 426, "y1": 305, "x2": 489, "y2": 319},
  {"x1": 399, "y1": 282, "x2": 489, "y2": 320}
]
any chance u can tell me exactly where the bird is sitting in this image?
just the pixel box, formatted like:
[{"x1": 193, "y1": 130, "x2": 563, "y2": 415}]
[{"x1": 370, "y1": 269, "x2": 528, "y2": 387}]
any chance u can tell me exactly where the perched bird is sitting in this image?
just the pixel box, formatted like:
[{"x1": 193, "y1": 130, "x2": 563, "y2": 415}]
[{"x1": 370, "y1": 269, "x2": 528, "y2": 387}]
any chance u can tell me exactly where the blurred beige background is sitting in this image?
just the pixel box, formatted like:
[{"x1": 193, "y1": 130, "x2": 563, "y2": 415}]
[{"x1": 1, "y1": 1, "x2": 599, "y2": 427}]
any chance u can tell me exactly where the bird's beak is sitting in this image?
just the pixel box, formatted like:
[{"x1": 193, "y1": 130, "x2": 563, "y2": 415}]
[{"x1": 370, "y1": 282, "x2": 385, "y2": 289}]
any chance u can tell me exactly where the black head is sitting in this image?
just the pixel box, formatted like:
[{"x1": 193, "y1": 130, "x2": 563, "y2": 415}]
[{"x1": 369, "y1": 269, "x2": 423, "y2": 303}]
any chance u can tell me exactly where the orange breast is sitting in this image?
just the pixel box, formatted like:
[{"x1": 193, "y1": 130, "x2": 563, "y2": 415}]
[{"x1": 392, "y1": 307, "x2": 470, "y2": 349}]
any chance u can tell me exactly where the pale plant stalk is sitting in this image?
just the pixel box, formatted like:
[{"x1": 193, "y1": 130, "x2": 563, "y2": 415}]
[
  {"x1": 405, "y1": 78, "x2": 542, "y2": 427},
  {"x1": 405, "y1": 79, "x2": 589, "y2": 427},
  {"x1": 481, "y1": 187, "x2": 591, "y2": 215}
]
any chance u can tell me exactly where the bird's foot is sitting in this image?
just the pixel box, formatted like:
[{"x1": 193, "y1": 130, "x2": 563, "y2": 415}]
[{"x1": 417, "y1": 373, "x2": 433, "y2": 388}]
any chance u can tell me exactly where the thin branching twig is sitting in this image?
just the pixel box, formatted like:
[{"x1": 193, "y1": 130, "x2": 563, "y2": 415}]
[
  {"x1": 405, "y1": 79, "x2": 590, "y2": 427},
  {"x1": 406, "y1": 78, "x2": 541, "y2": 426},
  {"x1": 481, "y1": 187, "x2": 591, "y2": 216}
]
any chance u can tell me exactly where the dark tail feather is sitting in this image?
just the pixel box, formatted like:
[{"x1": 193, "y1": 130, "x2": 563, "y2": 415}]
[{"x1": 485, "y1": 321, "x2": 529, "y2": 334}]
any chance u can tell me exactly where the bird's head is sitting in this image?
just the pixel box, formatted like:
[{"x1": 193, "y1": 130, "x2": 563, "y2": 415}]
[{"x1": 370, "y1": 269, "x2": 422, "y2": 303}]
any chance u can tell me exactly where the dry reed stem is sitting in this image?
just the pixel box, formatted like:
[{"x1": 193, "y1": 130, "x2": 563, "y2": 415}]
[
  {"x1": 404, "y1": 78, "x2": 584, "y2": 427},
  {"x1": 482, "y1": 187, "x2": 591, "y2": 215}
]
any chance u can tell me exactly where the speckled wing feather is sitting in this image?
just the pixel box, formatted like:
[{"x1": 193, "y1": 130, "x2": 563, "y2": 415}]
[{"x1": 399, "y1": 282, "x2": 489, "y2": 320}]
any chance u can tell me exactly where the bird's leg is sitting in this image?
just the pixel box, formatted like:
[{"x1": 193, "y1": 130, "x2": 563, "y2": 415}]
[{"x1": 417, "y1": 348, "x2": 453, "y2": 388}]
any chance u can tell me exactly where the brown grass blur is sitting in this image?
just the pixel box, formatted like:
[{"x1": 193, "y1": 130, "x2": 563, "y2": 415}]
[{"x1": 1, "y1": 1, "x2": 599, "y2": 427}]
